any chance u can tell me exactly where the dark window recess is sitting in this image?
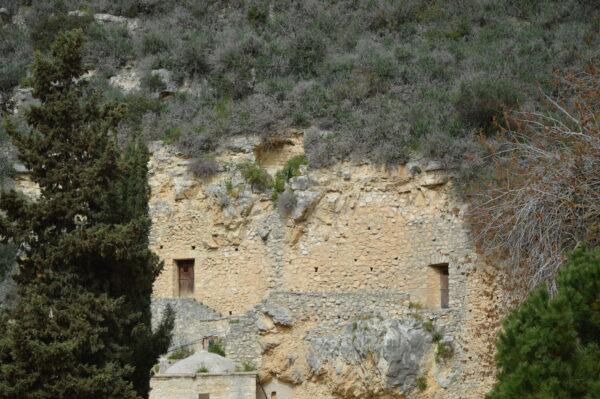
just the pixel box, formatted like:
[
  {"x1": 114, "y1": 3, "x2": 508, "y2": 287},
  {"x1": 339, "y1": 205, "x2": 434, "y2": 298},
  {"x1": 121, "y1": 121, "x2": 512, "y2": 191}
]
[
  {"x1": 198, "y1": 394, "x2": 210, "y2": 399},
  {"x1": 429, "y1": 263, "x2": 449, "y2": 309},
  {"x1": 176, "y1": 259, "x2": 195, "y2": 297},
  {"x1": 202, "y1": 336, "x2": 218, "y2": 350},
  {"x1": 271, "y1": 392, "x2": 277, "y2": 399},
  {"x1": 437, "y1": 265, "x2": 449, "y2": 308}
]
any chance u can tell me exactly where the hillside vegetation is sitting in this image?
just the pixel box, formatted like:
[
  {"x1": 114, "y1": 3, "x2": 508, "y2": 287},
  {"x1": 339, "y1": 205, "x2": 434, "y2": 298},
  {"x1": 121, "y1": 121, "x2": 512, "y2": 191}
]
[
  {"x1": 1, "y1": 1, "x2": 599, "y2": 291},
  {"x1": 1, "y1": 0, "x2": 599, "y2": 175}
]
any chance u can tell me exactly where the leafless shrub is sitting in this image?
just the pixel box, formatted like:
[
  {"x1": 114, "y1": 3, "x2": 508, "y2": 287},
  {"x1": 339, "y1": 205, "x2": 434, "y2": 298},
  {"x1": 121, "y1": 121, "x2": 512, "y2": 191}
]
[
  {"x1": 189, "y1": 158, "x2": 219, "y2": 178},
  {"x1": 469, "y1": 68, "x2": 600, "y2": 295}
]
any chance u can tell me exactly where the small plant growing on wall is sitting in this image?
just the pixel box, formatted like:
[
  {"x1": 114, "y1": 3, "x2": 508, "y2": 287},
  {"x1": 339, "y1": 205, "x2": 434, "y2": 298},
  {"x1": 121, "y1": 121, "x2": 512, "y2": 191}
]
[
  {"x1": 224, "y1": 179, "x2": 242, "y2": 198},
  {"x1": 240, "y1": 161, "x2": 273, "y2": 192},
  {"x1": 408, "y1": 301, "x2": 424, "y2": 321},
  {"x1": 273, "y1": 154, "x2": 308, "y2": 195},
  {"x1": 432, "y1": 331, "x2": 443, "y2": 343},
  {"x1": 416, "y1": 375, "x2": 428, "y2": 392},
  {"x1": 422, "y1": 320, "x2": 435, "y2": 333},
  {"x1": 197, "y1": 365, "x2": 209, "y2": 373},
  {"x1": 208, "y1": 339, "x2": 226, "y2": 357},
  {"x1": 167, "y1": 347, "x2": 193, "y2": 360},
  {"x1": 435, "y1": 341, "x2": 454, "y2": 363},
  {"x1": 241, "y1": 361, "x2": 256, "y2": 372}
]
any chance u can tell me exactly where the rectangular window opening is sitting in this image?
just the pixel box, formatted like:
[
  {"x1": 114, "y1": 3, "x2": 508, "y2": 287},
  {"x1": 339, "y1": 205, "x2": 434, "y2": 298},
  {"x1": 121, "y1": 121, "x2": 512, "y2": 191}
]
[
  {"x1": 430, "y1": 263, "x2": 449, "y2": 309},
  {"x1": 198, "y1": 394, "x2": 210, "y2": 399},
  {"x1": 176, "y1": 259, "x2": 195, "y2": 298},
  {"x1": 202, "y1": 336, "x2": 218, "y2": 350}
]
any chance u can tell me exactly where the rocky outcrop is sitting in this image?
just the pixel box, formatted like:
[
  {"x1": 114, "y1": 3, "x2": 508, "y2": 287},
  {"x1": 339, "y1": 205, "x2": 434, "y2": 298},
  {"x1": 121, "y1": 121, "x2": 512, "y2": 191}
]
[
  {"x1": 304, "y1": 318, "x2": 431, "y2": 397},
  {"x1": 67, "y1": 10, "x2": 140, "y2": 33},
  {"x1": 262, "y1": 302, "x2": 293, "y2": 327}
]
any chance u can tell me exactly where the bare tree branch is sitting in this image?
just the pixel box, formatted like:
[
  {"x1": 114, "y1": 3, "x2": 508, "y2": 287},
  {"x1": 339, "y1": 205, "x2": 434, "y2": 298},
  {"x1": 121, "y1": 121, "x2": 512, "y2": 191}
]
[{"x1": 468, "y1": 68, "x2": 600, "y2": 299}]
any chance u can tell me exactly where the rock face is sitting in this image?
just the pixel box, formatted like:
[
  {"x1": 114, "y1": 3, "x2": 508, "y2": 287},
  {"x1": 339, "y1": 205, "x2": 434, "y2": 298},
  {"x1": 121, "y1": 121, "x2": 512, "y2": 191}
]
[
  {"x1": 13, "y1": 131, "x2": 503, "y2": 398},
  {"x1": 262, "y1": 302, "x2": 293, "y2": 326},
  {"x1": 305, "y1": 318, "x2": 431, "y2": 396},
  {"x1": 145, "y1": 132, "x2": 503, "y2": 399},
  {"x1": 382, "y1": 321, "x2": 431, "y2": 390},
  {"x1": 0, "y1": 8, "x2": 10, "y2": 24},
  {"x1": 109, "y1": 66, "x2": 141, "y2": 93}
]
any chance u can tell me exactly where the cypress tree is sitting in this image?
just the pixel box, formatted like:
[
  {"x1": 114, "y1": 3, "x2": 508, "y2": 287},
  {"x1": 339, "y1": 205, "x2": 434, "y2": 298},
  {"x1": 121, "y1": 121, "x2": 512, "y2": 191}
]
[
  {"x1": 487, "y1": 247, "x2": 600, "y2": 399},
  {"x1": 0, "y1": 273, "x2": 139, "y2": 398},
  {"x1": 0, "y1": 30, "x2": 172, "y2": 398}
]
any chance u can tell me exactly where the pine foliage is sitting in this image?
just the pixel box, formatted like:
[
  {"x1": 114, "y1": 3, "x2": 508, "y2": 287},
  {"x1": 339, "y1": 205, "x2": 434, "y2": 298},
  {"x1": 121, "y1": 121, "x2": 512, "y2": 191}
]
[
  {"x1": 487, "y1": 247, "x2": 600, "y2": 399},
  {"x1": 0, "y1": 30, "x2": 173, "y2": 398}
]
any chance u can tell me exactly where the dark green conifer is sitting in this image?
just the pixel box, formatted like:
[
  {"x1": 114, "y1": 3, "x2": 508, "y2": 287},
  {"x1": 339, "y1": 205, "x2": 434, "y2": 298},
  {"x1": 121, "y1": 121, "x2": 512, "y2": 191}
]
[
  {"x1": 488, "y1": 248, "x2": 600, "y2": 399},
  {"x1": 0, "y1": 30, "x2": 172, "y2": 398}
]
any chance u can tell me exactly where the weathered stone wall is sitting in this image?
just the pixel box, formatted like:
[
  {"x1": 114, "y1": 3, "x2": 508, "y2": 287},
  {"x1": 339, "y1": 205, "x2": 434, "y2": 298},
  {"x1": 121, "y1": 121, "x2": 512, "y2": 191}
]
[
  {"x1": 144, "y1": 132, "x2": 501, "y2": 399},
  {"x1": 149, "y1": 372, "x2": 257, "y2": 399},
  {"x1": 149, "y1": 134, "x2": 472, "y2": 314},
  {"x1": 10, "y1": 132, "x2": 502, "y2": 398}
]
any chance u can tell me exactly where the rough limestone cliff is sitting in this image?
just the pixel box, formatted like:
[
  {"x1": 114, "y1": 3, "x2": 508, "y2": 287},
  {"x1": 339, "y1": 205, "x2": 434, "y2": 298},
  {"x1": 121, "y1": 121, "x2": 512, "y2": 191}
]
[{"x1": 148, "y1": 131, "x2": 503, "y2": 399}]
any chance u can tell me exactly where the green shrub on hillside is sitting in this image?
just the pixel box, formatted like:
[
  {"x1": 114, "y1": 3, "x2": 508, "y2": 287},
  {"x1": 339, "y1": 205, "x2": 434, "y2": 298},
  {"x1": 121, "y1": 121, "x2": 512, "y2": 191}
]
[
  {"x1": 273, "y1": 155, "x2": 307, "y2": 194},
  {"x1": 141, "y1": 72, "x2": 166, "y2": 93},
  {"x1": 0, "y1": 243, "x2": 17, "y2": 282},
  {"x1": 86, "y1": 22, "x2": 134, "y2": 70},
  {"x1": 30, "y1": 13, "x2": 93, "y2": 51},
  {"x1": 453, "y1": 79, "x2": 521, "y2": 133},
  {"x1": 240, "y1": 161, "x2": 273, "y2": 192},
  {"x1": 3, "y1": 0, "x2": 599, "y2": 180},
  {"x1": 290, "y1": 30, "x2": 326, "y2": 77},
  {"x1": 0, "y1": 25, "x2": 31, "y2": 97},
  {"x1": 247, "y1": 1, "x2": 269, "y2": 26}
]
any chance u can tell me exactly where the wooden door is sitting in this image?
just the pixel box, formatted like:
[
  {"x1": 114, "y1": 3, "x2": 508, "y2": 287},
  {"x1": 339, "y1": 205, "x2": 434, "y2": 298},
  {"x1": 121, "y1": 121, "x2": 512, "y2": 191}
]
[
  {"x1": 440, "y1": 267, "x2": 449, "y2": 309},
  {"x1": 177, "y1": 259, "x2": 195, "y2": 297}
]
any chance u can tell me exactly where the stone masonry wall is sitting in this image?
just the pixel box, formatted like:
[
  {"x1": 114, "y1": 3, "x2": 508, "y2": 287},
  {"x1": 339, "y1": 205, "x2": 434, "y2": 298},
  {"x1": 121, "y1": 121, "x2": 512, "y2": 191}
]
[
  {"x1": 146, "y1": 132, "x2": 502, "y2": 399},
  {"x1": 149, "y1": 134, "x2": 473, "y2": 314},
  {"x1": 11, "y1": 131, "x2": 502, "y2": 398},
  {"x1": 149, "y1": 373, "x2": 257, "y2": 399}
]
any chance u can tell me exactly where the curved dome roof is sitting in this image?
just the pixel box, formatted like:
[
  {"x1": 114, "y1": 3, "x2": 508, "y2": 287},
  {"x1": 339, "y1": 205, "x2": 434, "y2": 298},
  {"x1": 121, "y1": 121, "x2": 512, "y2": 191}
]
[{"x1": 165, "y1": 350, "x2": 235, "y2": 374}]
